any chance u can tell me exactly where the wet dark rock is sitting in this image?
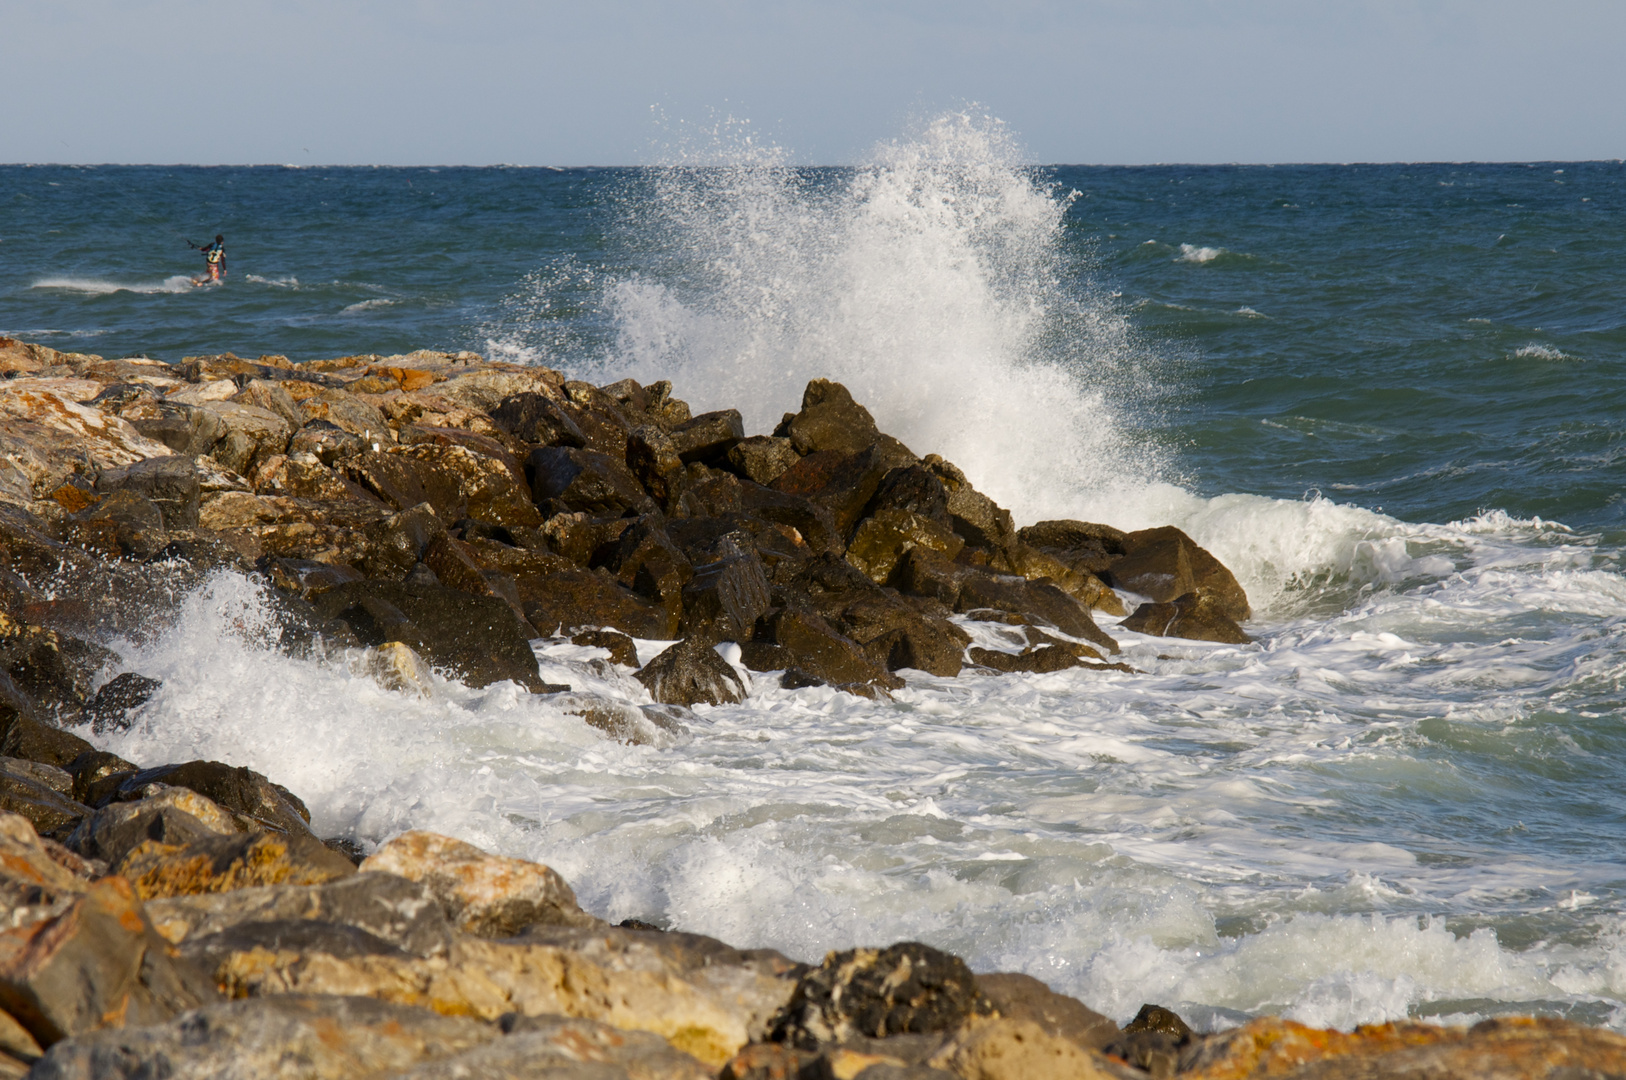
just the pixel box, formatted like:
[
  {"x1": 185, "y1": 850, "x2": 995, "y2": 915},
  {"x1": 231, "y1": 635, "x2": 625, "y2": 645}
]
[
  {"x1": 125, "y1": 400, "x2": 228, "y2": 458},
  {"x1": 770, "y1": 941, "x2": 989, "y2": 1048},
  {"x1": 756, "y1": 608, "x2": 902, "y2": 690},
  {"x1": 723, "y1": 435, "x2": 800, "y2": 486},
  {"x1": 0, "y1": 616, "x2": 107, "y2": 722},
  {"x1": 774, "y1": 379, "x2": 883, "y2": 456},
  {"x1": 521, "y1": 567, "x2": 671, "y2": 639},
  {"x1": 592, "y1": 516, "x2": 692, "y2": 637},
  {"x1": 64, "y1": 751, "x2": 136, "y2": 805},
  {"x1": 0, "y1": 876, "x2": 216, "y2": 1050},
  {"x1": 669, "y1": 409, "x2": 746, "y2": 463},
  {"x1": 680, "y1": 548, "x2": 771, "y2": 645},
  {"x1": 491, "y1": 391, "x2": 588, "y2": 447},
  {"x1": 866, "y1": 465, "x2": 953, "y2": 526},
  {"x1": 635, "y1": 638, "x2": 747, "y2": 707},
  {"x1": 967, "y1": 645, "x2": 1081, "y2": 675},
  {"x1": 349, "y1": 444, "x2": 541, "y2": 530},
  {"x1": 355, "y1": 502, "x2": 447, "y2": 581},
  {"x1": 1107, "y1": 525, "x2": 1250, "y2": 621},
  {"x1": 313, "y1": 579, "x2": 548, "y2": 692},
  {"x1": 772, "y1": 445, "x2": 892, "y2": 538},
  {"x1": 955, "y1": 574, "x2": 1119, "y2": 654},
  {"x1": 1103, "y1": 1003, "x2": 1193, "y2": 1078},
  {"x1": 923, "y1": 455, "x2": 1014, "y2": 550},
  {"x1": 0, "y1": 699, "x2": 96, "y2": 771},
  {"x1": 570, "y1": 628, "x2": 640, "y2": 667},
  {"x1": 527, "y1": 446, "x2": 654, "y2": 517},
  {"x1": 259, "y1": 556, "x2": 364, "y2": 600},
  {"x1": 66, "y1": 490, "x2": 168, "y2": 561},
  {"x1": 846, "y1": 507, "x2": 965, "y2": 585},
  {"x1": 1121, "y1": 589, "x2": 1252, "y2": 645},
  {"x1": 86, "y1": 760, "x2": 312, "y2": 836},
  {"x1": 0, "y1": 758, "x2": 91, "y2": 836},
  {"x1": 539, "y1": 511, "x2": 631, "y2": 566},
  {"x1": 80, "y1": 673, "x2": 160, "y2": 735},
  {"x1": 1017, "y1": 519, "x2": 1128, "y2": 576},
  {"x1": 624, "y1": 424, "x2": 684, "y2": 506}
]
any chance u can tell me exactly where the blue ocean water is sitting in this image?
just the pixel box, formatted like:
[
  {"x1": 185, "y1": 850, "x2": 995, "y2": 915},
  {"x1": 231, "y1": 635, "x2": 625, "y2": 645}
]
[{"x1": 5, "y1": 130, "x2": 1626, "y2": 1030}]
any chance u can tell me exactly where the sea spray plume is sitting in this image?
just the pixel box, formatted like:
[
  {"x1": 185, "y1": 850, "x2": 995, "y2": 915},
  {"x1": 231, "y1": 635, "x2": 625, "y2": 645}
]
[{"x1": 572, "y1": 112, "x2": 1169, "y2": 526}]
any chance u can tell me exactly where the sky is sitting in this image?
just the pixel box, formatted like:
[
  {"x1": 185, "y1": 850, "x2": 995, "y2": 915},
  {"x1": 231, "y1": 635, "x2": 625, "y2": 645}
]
[{"x1": 4, "y1": 0, "x2": 1624, "y2": 166}]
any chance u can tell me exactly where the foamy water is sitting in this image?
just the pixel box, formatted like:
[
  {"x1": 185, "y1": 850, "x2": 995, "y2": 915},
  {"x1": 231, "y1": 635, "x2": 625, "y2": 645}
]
[{"x1": 33, "y1": 275, "x2": 197, "y2": 295}]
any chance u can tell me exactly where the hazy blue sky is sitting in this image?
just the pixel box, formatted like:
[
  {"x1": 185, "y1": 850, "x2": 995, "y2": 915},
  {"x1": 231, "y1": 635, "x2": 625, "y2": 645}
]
[{"x1": 5, "y1": 0, "x2": 1623, "y2": 165}]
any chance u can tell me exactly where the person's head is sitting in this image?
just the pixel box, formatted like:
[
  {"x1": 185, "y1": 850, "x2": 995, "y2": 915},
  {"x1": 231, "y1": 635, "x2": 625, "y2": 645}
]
[{"x1": 216, "y1": 235, "x2": 224, "y2": 243}]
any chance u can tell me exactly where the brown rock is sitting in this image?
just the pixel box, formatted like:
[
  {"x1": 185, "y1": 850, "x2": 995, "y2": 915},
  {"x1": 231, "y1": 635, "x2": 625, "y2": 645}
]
[
  {"x1": 491, "y1": 391, "x2": 587, "y2": 447},
  {"x1": 528, "y1": 446, "x2": 654, "y2": 517},
  {"x1": 398, "y1": 425, "x2": 527, "y2": 486},
  {"x1": 931, "y1": 1017, "x2": 1124, "y2": 1080},
  {"x1": 770, "y1": 941, "x2": 988, "y2": 1048},
  {"x1": 625, "y1": 424, "x2": 685, "y2": 505},
  {"x1": 593, "y1": 516, "x2": 693, "y2": 637},
  {"x1": 774, "y1": 379, "x2": 882, "y2": 456},
  {"x1": 679, "y1": 548, "x2": 771, "y2": 645},
  {"x1": 349, "y1": 444, "x2": 542, "y2": 530},
  {"x1": 847, "y1": 507, "x2": 965, "y2": 585},
  {"x1": 0, "y1": 876, "x2": 214, "y2": 1048},
  {"x1": 636, "y1": 639, "x2": 747, "y2": 707},
  {"x1": 1121, "y1": 591, "x2": 1252, "y2": 645},
  {"x1": 0, "y1": 760, "x2": 90, "y2": 838},
  {"x1": 287, "y1": 419, "x2": 367, "y2": 466},
  {"x1": 86, "y1": 761, "x2": 311, "y2": 837},
  {"x1": 1016, "y1": 520, "x2": 1128, "y2": 576},
  {"x1": 398, "y1": 1013, "x2": 714, "y2": 1080},
  {"x1": 1107, "y1": 526, "x2": 1250, "y2": 621},
  {"x1": 199, "y1": 400, "x2": 292, "y2": 476},
  {"x1": 571, "y1": 628, "x2": 640, "y2": 667},
  {"x1": 521, "y1": 568, "x2": 671, "y2": 639},
  {"x1": 754, "y1": 608, "x2": 902, "y2": 690},
  {"x1": 360, "y1": 830, "x2": 597, "y2": 936},
  {"x1": 296, "y1": 387, "x2": 392, "y2": 445},
  {"x1": 724, "y1": 435, "x2": 801, "y2": 486},
  {"x1": 967, "y1": 645, "x2": 1081, "y2": 674},
  {"x1": 669, "y1": 409, "x2": 746, "y2": 463},
  {"x1": 115, "y1": 829, "x2": 357, "y2": 901},
  {"x1": 976, "y1": 972, "x2": 1118, "y2": 1053},
  {"x1": 772, "y1": 446, "x2": 892, "y2": 537},
  {"x1": 923, "y1": 456, "x2": 1014, "y2": 550},
  {"x1": 119, "y1": 400, "x2": 227, "y2": 457}
]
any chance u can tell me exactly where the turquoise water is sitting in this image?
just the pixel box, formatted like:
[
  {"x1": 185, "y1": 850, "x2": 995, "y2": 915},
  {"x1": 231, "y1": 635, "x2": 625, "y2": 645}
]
[{"x1": 6, "y1": 136, "x2": 1626, "y2": 1029}]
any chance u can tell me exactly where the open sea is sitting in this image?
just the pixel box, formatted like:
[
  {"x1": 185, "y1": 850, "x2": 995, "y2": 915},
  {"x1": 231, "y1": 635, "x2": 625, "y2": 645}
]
[{"x1": 5, "y1": 117, "x2": 1626, "y2": 1032}]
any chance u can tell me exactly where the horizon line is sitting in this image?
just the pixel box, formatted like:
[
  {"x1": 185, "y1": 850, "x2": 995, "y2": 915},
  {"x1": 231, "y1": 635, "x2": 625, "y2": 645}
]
[{"x1": 3, "y1": 159, "x2": 1624, "y2": 170}]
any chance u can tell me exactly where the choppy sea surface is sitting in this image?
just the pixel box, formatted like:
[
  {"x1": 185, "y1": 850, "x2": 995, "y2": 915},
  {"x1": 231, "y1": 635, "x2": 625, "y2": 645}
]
[{"x1": 4, "y1": 122, "x2": 1626, "y2": 1031}]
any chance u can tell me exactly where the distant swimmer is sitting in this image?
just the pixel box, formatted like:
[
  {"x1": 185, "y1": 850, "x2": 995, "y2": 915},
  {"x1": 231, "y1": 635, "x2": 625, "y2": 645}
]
[{"x1": 189, "y1": 234, "x2": 225, "y2": 286}]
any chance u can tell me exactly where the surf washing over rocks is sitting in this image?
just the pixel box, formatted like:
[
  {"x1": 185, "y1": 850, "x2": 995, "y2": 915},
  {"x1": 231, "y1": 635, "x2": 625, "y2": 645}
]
[{"x1": 0, "y1": 113, "x2": 1624, "y2": 1064}]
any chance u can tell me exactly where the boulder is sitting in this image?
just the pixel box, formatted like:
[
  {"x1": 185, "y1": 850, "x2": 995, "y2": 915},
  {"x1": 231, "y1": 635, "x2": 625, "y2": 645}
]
[
  {"x1": 624, "y1": 424, "x2": 685, "y2": 505},
  {"x1": 955, "y1": 574, "x2": 1119, "y2": 655},
  {"x1": 847, "y1": 507, "x2": 965, "y2": 585},
  {"x1": 976, "y1": 972, "x2": 1119, "y2": 1052},
  {"x1": 724, "y1": 435, "x2": 800, "y2": 486},
  {"x1": 669, "y1": 409, "x2": 745, "y2": 463},
  {"x1": 528, "y1": 446, "x2": 653, "y2": 517},
  {"x1": 571, "y1": 628, "x2": 640, "y2": 668},
  {"x1": 769, "y1": 942, "x2": 989, "y2": 1048},
  {"x1": 230, "y1": 379, "x2": 302, "y2": 429},
  {"x1": 0, "y1": 384, "x2": 173, "y2": 476},
  {"x1": 1179, "y1": 1015, "x2": 1626, "y2": 1080},
  {"x1": 27, "y1": 994, "x2": 495, "y2": 1080},
  {"x1": 0, "y1": 876, "x2": 215, "y2": 1049},
  {"x1": 360, "y1": 830, "x2": 598, "y2": 936},
  {"x1": 774, "y1": 379, "x2": 882, "y2": 456},
  {"x1": 314, "y1": 579, "x2": 548, "y2": 692},
  {"x1": 771, "y1": 446, "x2": 892, "y2": 537},
  {"x1": 561, "y1": 695, "x2": 690, "y2": 748},
  {"x1": 592, "y1": 516, "x2": 692, "y2": 637},
  {"x1": 286, "y1": 419, "x2": 366, "y2": 466},
  {"x1": 199, "y1": 400, "x2": 292, "y2": 476},
  {"x1": 64, "y1": 787, "x2": 240, "y2": 866},
  {"x1": 94, "y1": 455, "x2": 201, "y2": 530},
  {"x1": 0, "y1": 614, "x2": 105, "y2": 721},
  {"x1": 355, "y1": 502, "x2": 447, "y2": 580},
  {"x1": 636, "y1": 639, "x2": 747, "y2": 707},
  {"x1": 1016, "y1": 519, "x2": 1128, "y2": 576},
  {"x1": 296, "y1": 387, "x2": 392, "y2": 445},
  {"x1": 750, "y1": 609, "x2": 902, "y2": 690},
  {"x1": 115, "y1": 828, "x2": 357, "y2": 901},
  {"x1": 84, "y1": 761, "x2": 311, "y2": 837},
  {"x1": 0, "y1": 706, "x2": 96, "y2": 772},
  {"x1": 0, "y1": 811, "x2": 92, "y2": 916},
  {"x1": 930, "y1": 1016, "x2": 1124, "y2": 1080},
  {"x1": 144, "y1": 871, "x2": 455, "y2": 958},
  {"x1": 0, "y1": 760, "x2": 89, "y2": 837},
  {"x1": 395, "y1": 1013, "x2": 713, "y2": 1080},
  {"x1": 64, "y1": 489, "x2": 169, "y2": 561},
  {"x1": 119, "y1": 400, "x2": 227, "y2": 457},
  {"x1": 679, "y1": 549, "x2": 771, "y2": 645},
  {"x1": 922, "y1": 456, "x2": 1013, "y2": 550},
  {"x1": 866, "y1": 465, "x2": 953, "y2": 525},
  {"x1": 348, "y1": 444, "x2": 541, "y2": 530},
  {"x1": 723, "y1": 1039, "x2": 956, "y2": 1080},
  {"x1": 1120, "y1": 590, "x2": 1252, "y2": 645},
  {"x1": 737, "y1": 483, "x2": 844, "y2": 556},
  {"x1": 521, "y1": 568, "x2": 672, "y2": 639},
  {"x1": 490, "y1": 392, "x2": 587, "y2": 447},
  {"x1": 1106, "y1": 525, "x2": 1250, "y2": 621},
  {"x1": 967, "y1": 645, "x2": 1081, "y2": 675},
  {"x1": 540, "y1": 511, "x2": 631, "y2": 566}
]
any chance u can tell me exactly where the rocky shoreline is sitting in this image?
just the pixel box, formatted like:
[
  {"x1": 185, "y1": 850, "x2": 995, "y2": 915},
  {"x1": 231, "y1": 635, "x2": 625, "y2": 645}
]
[{"x1": 0, "y1": 333, "x2": 1617, "y2": 1078}]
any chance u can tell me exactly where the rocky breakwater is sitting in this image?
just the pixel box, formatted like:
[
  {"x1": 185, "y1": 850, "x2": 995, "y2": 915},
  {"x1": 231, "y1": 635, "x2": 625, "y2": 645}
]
[{"x1": 0, "y1": 334, "x2": 1614, "y2": 1077}]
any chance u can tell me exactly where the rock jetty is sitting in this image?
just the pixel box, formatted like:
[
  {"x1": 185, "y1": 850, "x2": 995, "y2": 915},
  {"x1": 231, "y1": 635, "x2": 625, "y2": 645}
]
[{"x1": 0, "y1": 333, "x2": 1611, "y2": 1077}]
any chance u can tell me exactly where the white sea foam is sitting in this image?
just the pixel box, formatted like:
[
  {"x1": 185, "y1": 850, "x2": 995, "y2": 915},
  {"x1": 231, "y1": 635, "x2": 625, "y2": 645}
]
[
  {"x1": 32, "y1": 275, "x2": 196, "y2": 295},
  {"x1": 85, "y1": 514, "x2": 1626, "y2": 1030},
  {"x1": 246, "y1": 274, "x2": 300, "y2": 288},
  {"x1": 1178, "y1": 244, "x2": 1225, "y2": 263},
  {"x1": 1513, "y1": 343, "x2": 1578, "y2": 362},
  {"x1": 341, "y1": 298, "x2": 396, "y2": 314}
]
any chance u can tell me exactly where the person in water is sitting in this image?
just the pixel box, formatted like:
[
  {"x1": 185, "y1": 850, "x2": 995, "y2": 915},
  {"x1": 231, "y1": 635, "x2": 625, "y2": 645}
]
[{"x1": 201, "y1": 234, "x2": 225, "y2": 282}]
